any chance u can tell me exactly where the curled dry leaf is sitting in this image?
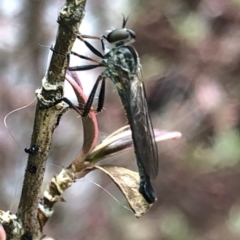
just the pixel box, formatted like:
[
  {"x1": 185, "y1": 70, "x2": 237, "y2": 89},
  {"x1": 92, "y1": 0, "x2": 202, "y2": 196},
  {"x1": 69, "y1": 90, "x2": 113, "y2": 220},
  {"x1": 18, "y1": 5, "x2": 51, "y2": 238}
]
[
  {"x1": 87, "y1": 165, "x2": 154, "y2": 218},
  {"x1": 86, "y1": 125, "x2": 182, "y2": 164}
]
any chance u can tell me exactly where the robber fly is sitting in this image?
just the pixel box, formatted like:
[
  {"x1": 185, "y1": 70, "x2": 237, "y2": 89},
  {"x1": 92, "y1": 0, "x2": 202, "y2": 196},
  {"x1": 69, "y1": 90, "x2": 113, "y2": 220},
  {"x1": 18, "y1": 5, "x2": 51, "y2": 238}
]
[{"x1": 68, "y1": 17, "x2": 159, "y2": 204}]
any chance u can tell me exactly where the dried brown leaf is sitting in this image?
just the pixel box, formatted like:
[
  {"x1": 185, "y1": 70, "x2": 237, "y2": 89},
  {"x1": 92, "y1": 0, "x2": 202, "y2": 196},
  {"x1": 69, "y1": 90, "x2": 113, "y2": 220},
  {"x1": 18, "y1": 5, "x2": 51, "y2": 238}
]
[{"x1": 89, "y1": 165, "x2": 154, "y2": 217}]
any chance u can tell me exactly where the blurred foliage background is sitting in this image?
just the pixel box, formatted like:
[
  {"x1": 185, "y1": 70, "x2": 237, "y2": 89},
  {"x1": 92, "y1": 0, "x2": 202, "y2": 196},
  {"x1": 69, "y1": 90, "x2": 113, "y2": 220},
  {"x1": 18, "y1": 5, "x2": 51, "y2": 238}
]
[{"x1": 1, "y1": 0, "x2": 240, "y2": 239}]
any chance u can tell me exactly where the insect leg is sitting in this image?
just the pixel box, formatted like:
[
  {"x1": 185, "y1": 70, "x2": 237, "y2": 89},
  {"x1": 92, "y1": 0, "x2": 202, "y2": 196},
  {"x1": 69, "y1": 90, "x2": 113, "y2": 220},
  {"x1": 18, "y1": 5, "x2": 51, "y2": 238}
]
[
  {"x1": 97, "y1": 77, "x2": 106, "y2": 112},
  {"x1": 50, "y1": 48, "x2": 103, "y2": 115},
  {"x1": 77, "y1": 35, "x2": 104, "y2": 58},
  {"x1": 80, "y1": 34, "x2": 101, "y2": 40},
  {"x1": 82, "y1": 74, "x2": 104, "y2": 117},
  {"x1": 78, "y1": 33, "x2": 107, "y2": 55},
  {"x1": 50, "y1": 46, "x2": 103, "y2": 71},
  {"x1": 68, "y1": 50, "x2": 104, "y2": 71},
  {"x1": 56, "y1": 20, "x2": 104, "y2": 58},
  {"x1": 70, "y1": 51, "x2": 101, "y2": 64},
  {"x1": 52, "y1": 97, "x2": 87, "y2": 116},
  {"x1": 68, "y1": 64, "x2": 103, "y2": 71}
]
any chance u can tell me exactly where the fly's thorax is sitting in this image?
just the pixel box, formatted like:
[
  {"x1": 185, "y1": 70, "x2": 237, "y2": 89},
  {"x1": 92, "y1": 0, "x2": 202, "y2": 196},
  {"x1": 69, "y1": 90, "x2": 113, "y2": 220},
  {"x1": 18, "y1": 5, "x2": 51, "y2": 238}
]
[{"x1": 103, "y1": 46, "x2": 140, "y2": 75}]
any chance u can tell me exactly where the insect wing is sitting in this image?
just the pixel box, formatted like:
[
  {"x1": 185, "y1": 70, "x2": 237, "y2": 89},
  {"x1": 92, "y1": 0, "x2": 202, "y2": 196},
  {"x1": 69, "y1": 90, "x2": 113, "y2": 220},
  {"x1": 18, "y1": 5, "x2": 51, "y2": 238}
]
[
  {"x1": 131, "y1": 78, "x2": 159, "y2": 178},
  {"x1": 115, "y1": 71, "x2": 159, "y2": 179}
]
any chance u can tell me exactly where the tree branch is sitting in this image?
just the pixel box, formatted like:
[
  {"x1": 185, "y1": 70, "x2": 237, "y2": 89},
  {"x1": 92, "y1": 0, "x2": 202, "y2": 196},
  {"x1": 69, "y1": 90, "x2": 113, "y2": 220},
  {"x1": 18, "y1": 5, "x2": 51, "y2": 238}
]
[{"x1": 1, "y1": 1, "x2": 88, "y2": 239}]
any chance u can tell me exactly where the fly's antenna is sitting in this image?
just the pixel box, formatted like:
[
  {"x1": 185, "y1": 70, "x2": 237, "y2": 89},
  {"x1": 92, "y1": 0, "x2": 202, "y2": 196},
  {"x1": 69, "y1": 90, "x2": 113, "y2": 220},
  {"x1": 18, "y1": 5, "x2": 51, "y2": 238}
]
[{"x1": 122, "y1": 14, "x2": 129, "y2": 28}]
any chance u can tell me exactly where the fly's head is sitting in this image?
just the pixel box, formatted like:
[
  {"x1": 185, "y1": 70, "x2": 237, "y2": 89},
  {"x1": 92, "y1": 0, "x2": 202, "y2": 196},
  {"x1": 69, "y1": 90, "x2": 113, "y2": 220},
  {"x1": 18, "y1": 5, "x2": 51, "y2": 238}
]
[
  {"x1": 104, "y1": 15, "x2": 136, "y2": 47},
  {"x1": 105, "y1": 28, "x2": 136, "y2": 47}
]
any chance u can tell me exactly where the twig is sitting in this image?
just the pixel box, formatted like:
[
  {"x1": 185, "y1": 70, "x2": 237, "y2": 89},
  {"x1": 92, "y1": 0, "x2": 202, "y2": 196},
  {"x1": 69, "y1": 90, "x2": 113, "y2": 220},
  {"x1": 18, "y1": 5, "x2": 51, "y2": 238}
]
[{"x1": 0, "y1": 1, "x2": 87, "y2": 239}]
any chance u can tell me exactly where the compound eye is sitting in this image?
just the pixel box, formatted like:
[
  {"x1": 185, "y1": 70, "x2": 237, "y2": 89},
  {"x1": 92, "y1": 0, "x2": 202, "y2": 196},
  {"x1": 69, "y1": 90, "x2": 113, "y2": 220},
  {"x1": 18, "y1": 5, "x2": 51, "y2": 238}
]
[
  {"x1": 127, "y1": 29, "x2": 136, "y2": 40},
  {"x1": 106, "y1": 29, "x2": 129, "y2": 43}
]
